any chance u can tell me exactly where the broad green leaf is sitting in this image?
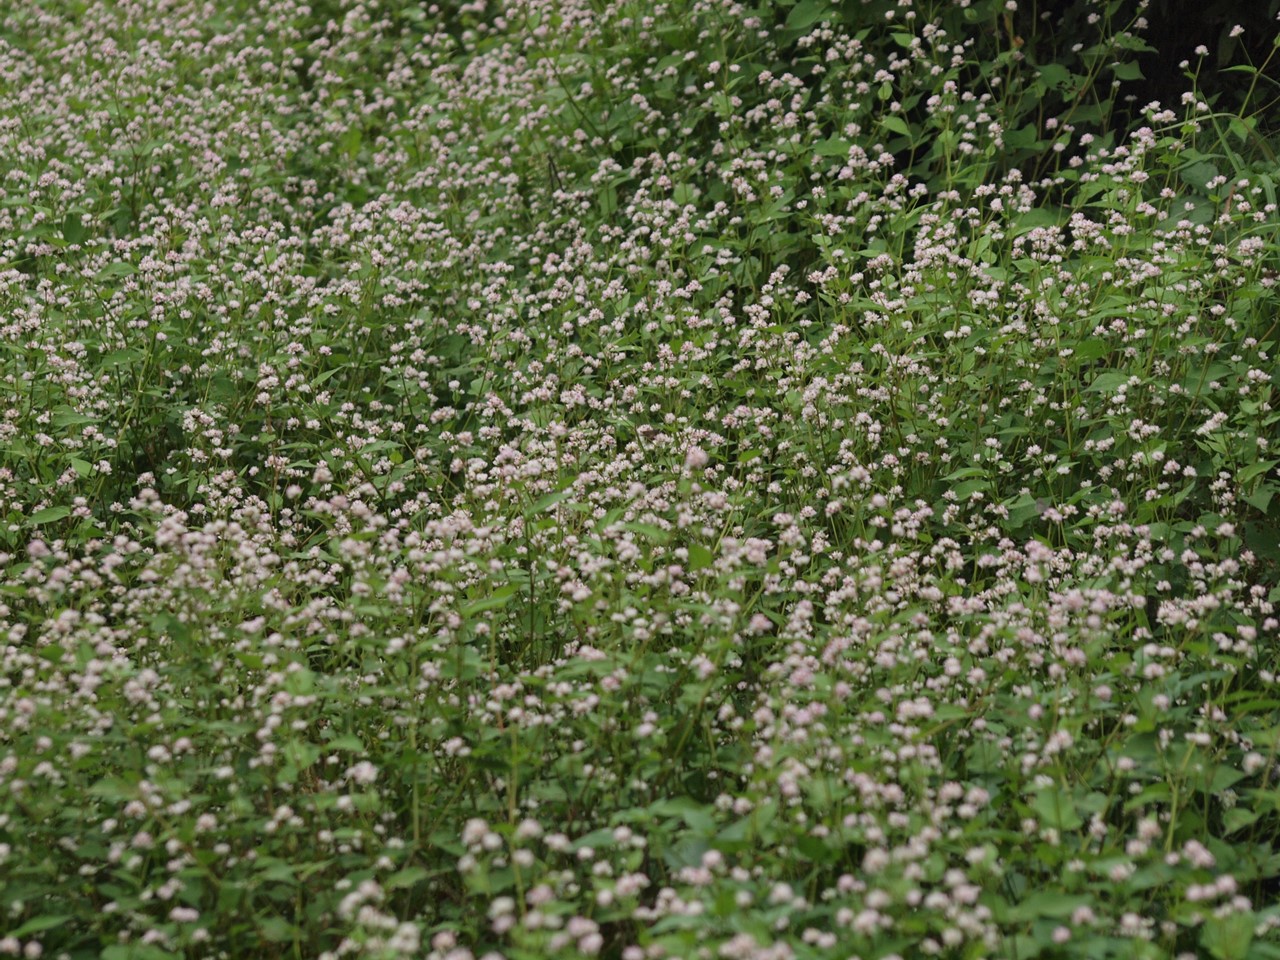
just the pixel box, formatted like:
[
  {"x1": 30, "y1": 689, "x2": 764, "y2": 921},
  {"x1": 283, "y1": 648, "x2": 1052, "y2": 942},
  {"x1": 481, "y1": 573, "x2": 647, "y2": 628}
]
[
  {"x1": 688, "y1": 543, "x2": 714, "y2": 572},
  {"x1": 11, "y1": 916, "x2": 72, "y2": 937},
  {"x1": 386, "y1": 866, "x2": 431, "y2": 889},
  {"x1": 785, "y1": 0, "x2": 830, "y2": 32},
  {"x1": 62, "y1": 211, "x2": 86, "y2": 244},
  {"x1": 880, "y1": 115, "x2": 910, "y2": 137},
  {"x1": 1087, "y1": 371, "x2": 1131, "y2": 394},
  {"x1": 1031, "y1": 787, "x2": 1083, "y2": 831},
  {"x1": 461, "y1": 583, "x2": 518, "y2": 616},
  {"x1": 1222, "y1": 807, "x2": 1260, "y2": 835},
  {"x1": 30, "y1": 506, "x2": 71, "y2": 525},
  {"x1": 1201, "y1": 912, "x2": 1254, "y2": 960},
  {"x1": 1009, "y1": 893, "x2": 1092, "y2": 922},
  {"x1": 258, "y1": 918, "x2": 300, "y2": 943}
]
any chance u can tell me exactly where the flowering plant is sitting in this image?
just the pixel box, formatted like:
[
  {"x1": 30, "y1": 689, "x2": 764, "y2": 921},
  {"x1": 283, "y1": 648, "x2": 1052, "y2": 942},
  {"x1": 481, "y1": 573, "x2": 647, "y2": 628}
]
[{"x1": 1, "y1": 1, "x2": 1279, "y2": 958}]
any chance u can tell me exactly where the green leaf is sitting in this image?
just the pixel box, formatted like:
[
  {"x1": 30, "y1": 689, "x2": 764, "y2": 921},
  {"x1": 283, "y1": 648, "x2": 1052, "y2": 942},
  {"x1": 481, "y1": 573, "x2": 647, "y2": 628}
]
[
  {"x1": 62, "y1": 212, "x2": 86, "y2": 245},
  {"x1": 1004, "y1": 124, "x2": 1042, "y2": 150},
  {"x1": 386, "y1": 866, "x2": 430, "y2": 890},
  {"x1": 30, "y1": 506, "x2": 71, "y2": 525},
  {"x1": 341, "y1": 125, "x2": 362, "y2": 158},
  {"x1": 259, "y1": 918, "x2": 300, "y2": 943},
  {"x1": 94, "y1": 261, "x2": 137, "y2": 280},
  {"x1": 1222, "y1": 807, "x2": 1260, "y2": 835},
  {"x1": 257, "y1": 860, "x2": 298, "y2": 884},
  {"x1": 785, "y1": 0, "x2": 830, "y2": 32},
  {"x1": 1180, "y1": 160, "x2": 1220, "y2": 193},
  {"x1": 312, "y1": 365, "x2": 346, "y2": 386},
  {"x1": 1013, "y1": 206, "x2": 1064, "y2": 235},
  {"x1": 89, "y1": 777, "x2": 140, "y2": 800},
  {"x1": 688, "y1": 543, "x2": 713, "y2": 572},
  {"x1": 327, "y1": 734, "x2": 365, "y2": 752},
  {"x1": 11, "y1": 916, "x2": 72, "y2": 937},
  {"x1": 672, "y1": 183, "x2": 698, "y2": 207},
  {"x1": 649, "y1": 797, "x2": 717, "y2": 834},
  {"x1": 531, "y1": 489, "x2": 571, "y2": 513},
  {"x1": 880, "y1": 115, "x2": 911, "y2": 137},
  {"x1": 1207, "y1": 765, "x2": 1247, "y2": 794},
  {"x1": 1087, "y1": 371, "x2": 1131, "y2": 394},
  {"x1": 1008, "y1": 893, "x2": 1092, "y2": 922},
  {"x1": 1244, "y1": 484, "x2": 1276, "y2": 514},
  {"x1": 1110, "y1": 61, "x2": 1143, "y2": 81},
  {"x1": 1239, "y1": 459, "x2": 1278, "y2": 486},
  {"x1": 1031, "y1": 787, "x2": 1083, "y2": 831},
  {"x1": 461, "y1": 583, "x2": 518, "y2": 616},
  {"x1": 812, "y1": 138, "x2": 851, "y2": 157},
  {"x1": 100, "y1": 347, "x2": 144, "y2": 367},
  {"x1": 572, "y1": 827, "x2": 619, "y2": 852},
  {"x1": 150, "y1": 612, "x2": 191, "y2": 643},
  {"x1": 1036, "y1": 63, "x2": 1073, "y2": 93},
  {"x1": 1201, "y1": 912, "x2": 1255, "y2": 960},
  {"x1": 52, "y1": 408, "x2": 97, "y2": 427},
  {"x1": 1071, "y1": 338, "x2": 1111, "y2": 361},
  {"x1": 102, "y1": 947, "x2": 180, "y2": 960}
]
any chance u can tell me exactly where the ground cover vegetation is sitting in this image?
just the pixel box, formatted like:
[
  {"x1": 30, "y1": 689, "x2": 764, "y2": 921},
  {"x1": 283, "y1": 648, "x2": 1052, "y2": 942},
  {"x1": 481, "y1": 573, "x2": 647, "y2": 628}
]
[{"x1": 1, "y1": 0, "x2": 1279, "y2": 957}]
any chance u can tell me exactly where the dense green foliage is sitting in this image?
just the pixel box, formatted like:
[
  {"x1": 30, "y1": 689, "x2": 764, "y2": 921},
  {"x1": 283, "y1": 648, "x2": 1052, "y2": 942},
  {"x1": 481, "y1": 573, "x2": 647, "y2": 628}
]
[{"x1": 1, "y1": 0, "x2": 1279, "y2": 958}]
